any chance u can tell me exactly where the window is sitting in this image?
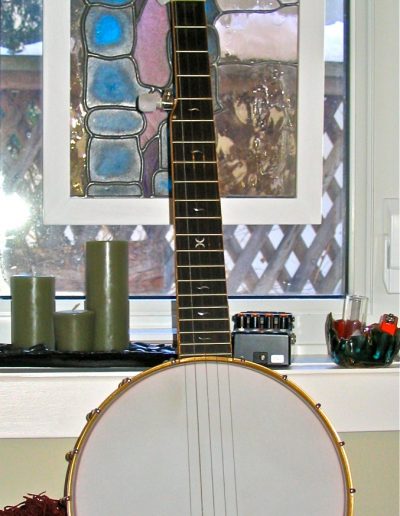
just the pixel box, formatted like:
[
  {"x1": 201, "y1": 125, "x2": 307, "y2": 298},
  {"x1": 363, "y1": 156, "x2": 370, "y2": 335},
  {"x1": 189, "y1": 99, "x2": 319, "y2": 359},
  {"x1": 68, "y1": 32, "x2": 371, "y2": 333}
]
[
  {"x1": 1, "y1": 0, "x2": 397, "y2": 350},
  {"x1": 0, "y1": 0, "x2": 347, "y2": 296}
]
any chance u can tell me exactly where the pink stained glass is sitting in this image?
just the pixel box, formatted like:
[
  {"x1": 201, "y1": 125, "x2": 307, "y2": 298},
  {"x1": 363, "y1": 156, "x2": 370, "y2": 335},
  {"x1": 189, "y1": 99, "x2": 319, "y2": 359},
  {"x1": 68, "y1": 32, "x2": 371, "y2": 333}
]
[{"x1": 134, "y1": 0, "x2": 170, "y2": 87}]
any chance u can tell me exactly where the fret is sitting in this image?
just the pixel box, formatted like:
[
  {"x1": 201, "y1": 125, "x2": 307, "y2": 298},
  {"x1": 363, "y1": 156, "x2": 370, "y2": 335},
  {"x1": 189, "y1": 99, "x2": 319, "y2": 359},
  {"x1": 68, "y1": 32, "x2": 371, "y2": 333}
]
[
  {"x1": 172, "y1": 119, "x2": 214, "y2": 123},
  {"x1": 178, "y1": 294, "x2": 228, "y2": 308},
  {"x1": 176, "y1": 251, "x2": 225, "y2": 266},
  {"x1": 174, "y1": 203, "x2": 221, "y2": 218},
  {"x1": 175, "y1": 29, "x2": 208, "y2": 52},
  {"x1": 175, "y1": 217, "x2": 222, "y2": 236},
  {"x1": 175, "y1": 233, "x2": 223, "y2": 236},
  {"x1": 180, "y1": 332, "x2": 230, "y2": 345},
  {"x1": 176, "y1": 242, "x2": 223, "y2": 252},
  {"x1": 179, "y1": 320, "x2": 230, "y2": 334},
  {"x1": 180, "y1": 332, "x2": 230, "y2": 340},
  {"x1": 176, "y1": 246, "x2": 222, "y2": 250},
  {"x1": 177, "y1": 265, "x2": 225, "y2": 268},
  {"x1": 178, "y1": 306, "x2": 229, "y2": 318},
  {"x1": 178, "y1": 344, "x2": 232, "y2": 356},
  {"x1": 175, "y1": 216, "x2": 221, "y2": 219},
  {"x1": 177, "y1": 280, "x2": 226, "y2": 295},
  {"x1": 174, "y1": 183, "x2": 221, "y2": 201},
  {"x1": 179, "y1": 331, "x2": 230, "y2": 347},
  {"x1": 176, "y1": 236, "x2": 223, "y2": 254},
  {"x1": 175, "y1": 232, "x2": 223, "y2": 236},
  {"x1": 173, "y1": 163, "x2": 218, "y2": 182},
  {"x1": 176, "y1": 76, "x2": 212, "y2": 98},
  {"x1": 179, "y1": 316, "x2": 229, "y2": 321},
  {"x1": 179, "y1": 293, "x2": 226, "y2": 296},
  {"x1": 174, "y1": 100, "x2": 214, "y2": 120},
  {"x1": 172, "y1": 120, "x2": 215, "y2": 142},
  {"x1": 173, "y1": 161, "x2": 217, "y2": 164},
  {"x1": 177, "y1": 279, "x2": 226, "y2": 283},
  {"x1": 173, "y1": 144, "x2": 215, "y2": 162},
  {"x1": 172, "y1": 2, "x2": 206, "y2": 27},
  {"x1": 175, "y1": 51, "x2": 210, "y2": 76},
  {"x1": 175, "y1": 218, "x2": 222, "y2": 234}
]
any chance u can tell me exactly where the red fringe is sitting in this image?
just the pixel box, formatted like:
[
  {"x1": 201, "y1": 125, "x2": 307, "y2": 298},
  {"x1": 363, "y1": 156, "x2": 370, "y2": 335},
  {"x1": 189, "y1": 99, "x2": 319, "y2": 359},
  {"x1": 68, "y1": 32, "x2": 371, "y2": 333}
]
[{"x1": 0, "y1": 493, "x2": 66, "y2": 516}]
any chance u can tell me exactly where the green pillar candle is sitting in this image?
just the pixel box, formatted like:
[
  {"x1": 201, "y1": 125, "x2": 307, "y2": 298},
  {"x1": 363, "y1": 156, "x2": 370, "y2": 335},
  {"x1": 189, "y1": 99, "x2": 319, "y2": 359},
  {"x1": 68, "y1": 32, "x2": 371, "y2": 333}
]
[
  {"x1": 85, "y1": 241, "x2": 129, "y2": 351},
  {"x1": 11, "y1": 275, "x2": 55, "y2": 349},
  {"x1": 54, "y1": 310, "x2": 95, "y2": 352}
]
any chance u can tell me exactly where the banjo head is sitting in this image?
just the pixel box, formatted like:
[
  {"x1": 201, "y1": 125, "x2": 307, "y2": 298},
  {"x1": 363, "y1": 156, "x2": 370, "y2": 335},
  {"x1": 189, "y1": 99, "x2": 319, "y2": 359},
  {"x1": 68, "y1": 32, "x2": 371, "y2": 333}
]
[{"x1": 66, "y1": 358, "x2": 354, "y2": 515}]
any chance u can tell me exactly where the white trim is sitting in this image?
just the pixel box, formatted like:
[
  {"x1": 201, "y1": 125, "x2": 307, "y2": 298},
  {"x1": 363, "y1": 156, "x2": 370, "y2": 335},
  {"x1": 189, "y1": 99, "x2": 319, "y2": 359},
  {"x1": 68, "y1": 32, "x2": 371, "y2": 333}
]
[
  {"x1": 349, "y1": 0, "x2": 400, "y2": 320},
  {"x1": 42, "y1": 0, "x2": 325, "y2": 225},
  {"x1": 0, "y1": 363, "x2": 398, "y2": 438}
]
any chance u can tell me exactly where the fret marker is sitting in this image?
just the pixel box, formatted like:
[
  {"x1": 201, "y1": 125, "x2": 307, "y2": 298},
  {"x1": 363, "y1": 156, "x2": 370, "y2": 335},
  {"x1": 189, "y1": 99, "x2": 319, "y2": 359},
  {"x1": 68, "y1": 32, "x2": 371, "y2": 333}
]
[
  {"x1": 191, "y1": 149, "x2": 204, "y2": 159},
  {"x1": 195, "y1": 237, "x2": 206, "y2": 248},
  {"x1": 197, "y1": 336, "x2": 211, "y2": 341},
  {"x1": 197, "y1": 311, "x2": 209, "y2": 317},
  {"x1": 193, "y1": 207, "x2": 205, "y2": 212},
  {"x1": 196, "y1": 285, "x2": 210, "y2": 291}
]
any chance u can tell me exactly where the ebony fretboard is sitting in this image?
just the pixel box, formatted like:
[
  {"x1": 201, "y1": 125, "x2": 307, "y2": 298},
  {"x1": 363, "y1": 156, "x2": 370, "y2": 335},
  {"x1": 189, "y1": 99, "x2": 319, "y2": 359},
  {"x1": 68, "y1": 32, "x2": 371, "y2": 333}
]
[{"x1": 170, "y1": 0, "x2": 231, "y2": 358}]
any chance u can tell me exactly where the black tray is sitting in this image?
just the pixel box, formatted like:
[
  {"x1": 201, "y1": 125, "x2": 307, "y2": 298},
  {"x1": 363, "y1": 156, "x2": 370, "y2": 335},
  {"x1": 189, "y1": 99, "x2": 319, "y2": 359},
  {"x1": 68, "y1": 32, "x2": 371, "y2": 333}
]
[{"x1": 0, "y1": 343, "x2": 177, "y2": 369}]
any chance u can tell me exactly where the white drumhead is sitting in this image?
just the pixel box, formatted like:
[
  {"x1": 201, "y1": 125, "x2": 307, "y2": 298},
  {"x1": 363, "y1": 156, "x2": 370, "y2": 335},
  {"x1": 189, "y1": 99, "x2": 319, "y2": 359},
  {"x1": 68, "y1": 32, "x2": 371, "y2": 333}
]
[{"x1": 66, "y1": 358, "x2": 353, "y2": 515}]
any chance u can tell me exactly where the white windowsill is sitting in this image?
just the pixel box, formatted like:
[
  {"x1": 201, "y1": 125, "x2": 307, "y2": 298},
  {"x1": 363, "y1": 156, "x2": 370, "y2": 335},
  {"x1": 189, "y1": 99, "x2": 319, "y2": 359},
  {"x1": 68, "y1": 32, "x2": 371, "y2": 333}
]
[{"x1": 0, "y1": 356, "x2": 398, "y2": 439}]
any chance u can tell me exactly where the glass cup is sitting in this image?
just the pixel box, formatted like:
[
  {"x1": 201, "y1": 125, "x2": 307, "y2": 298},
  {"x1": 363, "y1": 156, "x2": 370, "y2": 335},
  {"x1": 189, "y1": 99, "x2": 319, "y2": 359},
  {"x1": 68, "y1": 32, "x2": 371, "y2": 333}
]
[{"x1": 341, "y1": 294, "x2": 368, "y2": 339}]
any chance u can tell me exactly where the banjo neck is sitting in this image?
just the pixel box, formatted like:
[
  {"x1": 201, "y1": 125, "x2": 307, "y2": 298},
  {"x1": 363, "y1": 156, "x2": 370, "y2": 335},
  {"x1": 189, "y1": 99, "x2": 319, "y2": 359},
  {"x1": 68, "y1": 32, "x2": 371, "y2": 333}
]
[{"x1": 169, "y1": 0, "x2": 231, "y2": 358}]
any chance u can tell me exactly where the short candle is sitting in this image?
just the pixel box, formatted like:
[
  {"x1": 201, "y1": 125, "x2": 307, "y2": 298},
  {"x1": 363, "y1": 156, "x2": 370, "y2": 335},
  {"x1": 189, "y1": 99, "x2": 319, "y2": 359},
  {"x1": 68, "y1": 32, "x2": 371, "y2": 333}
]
[{"x1": 54, "y1": 310, "x2": 95, "y2": 352}]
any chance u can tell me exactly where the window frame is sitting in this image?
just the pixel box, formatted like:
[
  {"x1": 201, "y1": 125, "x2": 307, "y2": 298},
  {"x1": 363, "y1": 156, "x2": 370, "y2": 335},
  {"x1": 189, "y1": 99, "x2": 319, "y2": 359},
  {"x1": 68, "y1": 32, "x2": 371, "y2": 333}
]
[
  {"x1": 0, "y1": 0, "x2": 398, "y2": 354},
  {"x1": 42, "y1": 0, "x2": 325, "y2": 226}
]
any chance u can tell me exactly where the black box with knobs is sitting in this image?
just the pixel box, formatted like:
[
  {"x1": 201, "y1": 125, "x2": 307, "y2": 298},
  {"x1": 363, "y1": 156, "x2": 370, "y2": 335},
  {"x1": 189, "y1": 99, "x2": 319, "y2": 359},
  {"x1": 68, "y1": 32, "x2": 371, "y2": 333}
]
[{"x1": 232, "y1": 312, "x2": 296, "y2": 368}]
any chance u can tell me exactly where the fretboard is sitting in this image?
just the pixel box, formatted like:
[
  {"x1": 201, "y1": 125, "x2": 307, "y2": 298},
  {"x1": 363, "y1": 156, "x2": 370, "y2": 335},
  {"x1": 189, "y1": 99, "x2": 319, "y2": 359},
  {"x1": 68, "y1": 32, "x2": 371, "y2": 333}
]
[{"x1": 170, "y1": 0, "x2": 231, "y2": 358}]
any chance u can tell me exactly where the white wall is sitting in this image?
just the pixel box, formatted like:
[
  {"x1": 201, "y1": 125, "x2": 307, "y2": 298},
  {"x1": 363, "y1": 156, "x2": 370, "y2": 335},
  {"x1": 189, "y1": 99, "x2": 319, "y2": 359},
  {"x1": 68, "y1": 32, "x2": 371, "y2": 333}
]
[{"x1": 1, "y1": 433, "x2": 398, "y2": 515}]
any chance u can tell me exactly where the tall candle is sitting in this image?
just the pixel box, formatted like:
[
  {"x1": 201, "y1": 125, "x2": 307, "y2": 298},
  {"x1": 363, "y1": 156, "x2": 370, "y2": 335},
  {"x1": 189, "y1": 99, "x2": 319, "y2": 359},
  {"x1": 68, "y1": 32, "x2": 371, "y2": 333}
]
[
  {"x1": 54, "y1": 310, "x2": 94, "y2": 352},
  {"x1": 85, "y1": 241, "x2": 129, "y2": 351},
  {"x1": 11, "y1": 275, "x2": 55, "y2": 349}
]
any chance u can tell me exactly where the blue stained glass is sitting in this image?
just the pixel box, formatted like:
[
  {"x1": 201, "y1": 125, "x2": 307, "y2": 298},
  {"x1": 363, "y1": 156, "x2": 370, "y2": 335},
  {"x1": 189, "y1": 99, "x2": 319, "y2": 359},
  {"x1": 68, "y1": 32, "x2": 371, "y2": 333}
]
[
  {"x1": 89, "y1": 138, "x2": 142, "y2": 181},
  {"x1": 93, "y1": 14, "x2": 123, "y2": 46},
  {"x1": 87, "y1": 109, "x2": 144, "y2": 135},
  {"x1": 153, "y1": 171, "x2": 170, "y2": 196},
  {"x1": 207, "y1": 27, "x2": 219, "y2": 64},
  {"x1": 87, "y1": 58, "x2": 146, "y2": 107},
  {"x1": 87, "y1": 0, "x2": 132, "y2": 5},
  {"x1": 87, "y1": 184, "x2": 142, "y2": 197},
  {"x1": 205, "y1": 0, "x2": 220, "y2": 24},
  {"x1": 93, "y1": 65, "x2": 130, "y2": 102},
  {"x1": 85, "y1": 7, "x2": 133, "y2": 56}
]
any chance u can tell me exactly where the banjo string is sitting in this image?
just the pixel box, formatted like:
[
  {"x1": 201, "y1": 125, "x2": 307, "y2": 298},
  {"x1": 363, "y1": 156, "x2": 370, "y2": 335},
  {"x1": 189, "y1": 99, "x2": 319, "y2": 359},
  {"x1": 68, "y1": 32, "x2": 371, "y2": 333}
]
[
  {"x1": 194, "y1": 361, "x2": 205, "y2": 515},
  {"x1": 184, "y1": 365, "x2": 194, "y2": 516},
  {"x1": 172, "y1": 2, "x2": 231, "y2": 513},
  {"x1": 205, "y1": 359, "x2": 217, "y2": 516},
  {"x1": 227, "y1": 361, "x2": 239, "y2": 516},
  {"x1": 171, "y1": 0, "x2": 202, "y2": 511},
  {"x1": 216, "y1": 360, "x2": 228, "y2": 516}
]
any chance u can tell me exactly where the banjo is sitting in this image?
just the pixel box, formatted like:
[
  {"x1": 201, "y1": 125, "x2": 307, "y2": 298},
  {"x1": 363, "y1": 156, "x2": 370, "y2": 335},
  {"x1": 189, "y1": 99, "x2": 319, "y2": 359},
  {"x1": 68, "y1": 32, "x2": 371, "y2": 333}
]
[{"x1": 65, "y1": 1, "x2": 354, "y2": 514}]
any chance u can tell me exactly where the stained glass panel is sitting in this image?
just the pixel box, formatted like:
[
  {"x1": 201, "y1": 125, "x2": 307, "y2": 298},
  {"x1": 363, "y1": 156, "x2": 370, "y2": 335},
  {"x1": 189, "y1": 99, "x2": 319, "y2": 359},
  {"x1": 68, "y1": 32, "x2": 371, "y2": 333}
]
[{"x1": 70, "y1": 0, "x2": 299, "y2": 199}]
